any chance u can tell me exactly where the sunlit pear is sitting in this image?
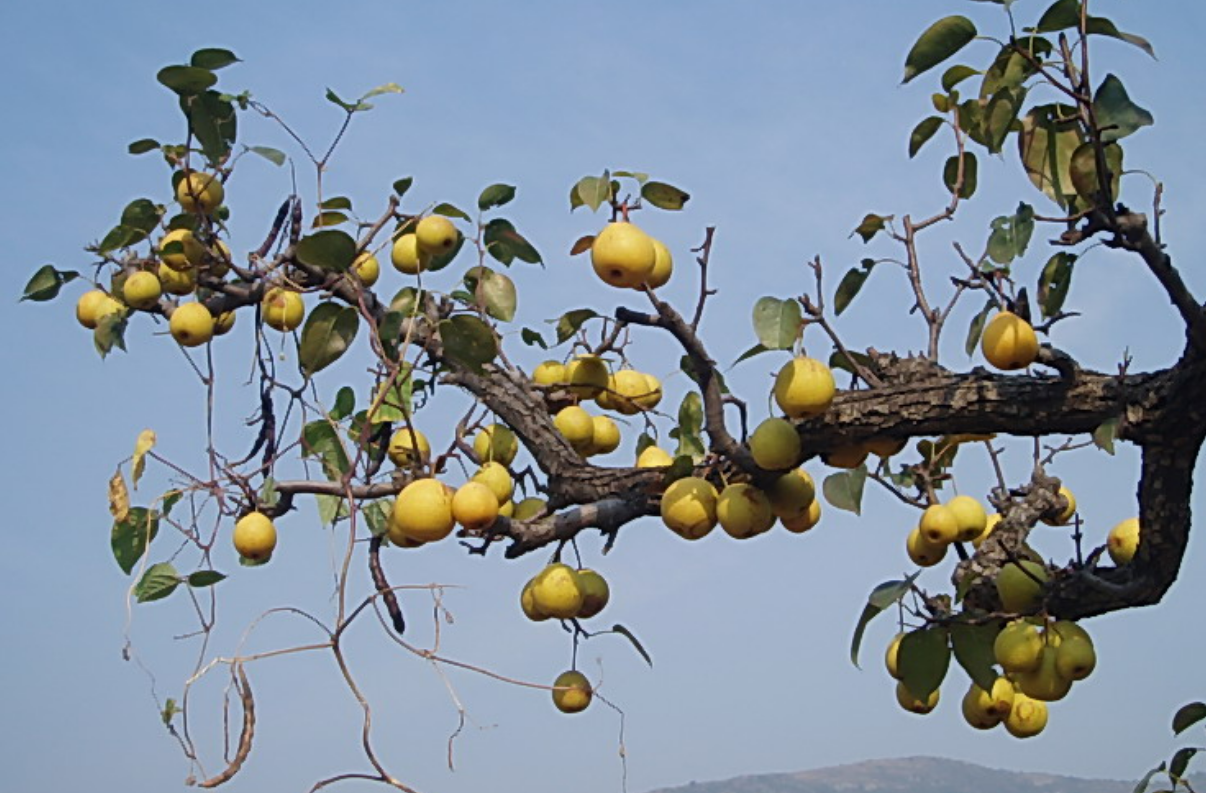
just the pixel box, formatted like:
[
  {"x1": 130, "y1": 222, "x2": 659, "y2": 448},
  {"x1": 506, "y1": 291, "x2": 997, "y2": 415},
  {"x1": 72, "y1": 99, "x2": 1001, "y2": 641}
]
[
  {"x1": 981, "y1": 310, "x2": 1039, "y2": 371},
  {"x1": 1050, "y1": 619, "x2": 1092, "y2": 645},
  {"x1": 170, "y1": 302, "x2": 215, "y2": 347},
  {"x1": 531, "y1": 563, "x2": 584, "y2": 619},
  {"x1": 390, "y1": 233, "x2": 427, "y2": 275},
  {"x1": 773, "y1": 356, "x2": 836, "y2": 419},
  {"x1": 158, "y1": 261, "x2": 197, "y2": 296},
  {"x1": 122, "y1": 271, "x2": 162, "y2": 310},
  {"x1": 233, "y1": 512, "x2": 277, "y2": 562},
  {"x1": 176, "y1": 170, "x2": 224, "y2": 214},
  {"x1": 645, "y1": 237, "x2": 673, "y2": 289},
  {"x1": 885, "y1": 633, "x2": 904, "y2": 680},
  {"x1": 352, "y1": 252, "x2": 380, "y2": 287},
  {"x1": 895, "y1": 680, "x2": 939, "y2": 715},
  {"x1": 919, "y1": 504, "x2": 959, "y2": 545},
  {"x1": 387, "y1": 427, "x2": 431, "y2": 467},
  {"x1": 471, "y1": 461, "x2": 514, "y2": 504},
  {"x1": 993, "y1": 619, "x2": 1044, "y2": 674},
  {"x1": 750, "y1": 417, "x2": 801, "y2": 470},
  {"x1": 947, "y1": 495, "x2": 988, "y2": 542},
  {"x1": 415, "y1": 214, "x2": 458, "y2": 256},
  {"x1": 995, "y1": 559, "x2": 1049, "y2": 613},
  {"x1": 768, "y1": 468, "x2": 815, "y2": 522},
  {"x1": 609, "y1": 369, "x2": 650, "y2": 415},
  {"x1": 781, "y1": 498, "x2": 821, "y2": 533},
  {"x1": 1041, "y1": 485, "x2": 1076, "y2": 526},
  {"x1": 1108, "y1": 517, "x2": 1140, "y2": 564},
  {"x1": 452, "y1": 481, "x2": 500, "y2": 531},
  {"x1": 565, "y1": 354, "x2": 609, "y2": 398},
  {"x1": 512, "y1": 497, "x2": 547, "y2": 520},
  {"x1": 213, "y1": 311, "x2": 236, "y2": 336},
  {"x1": 76, "y1": 289, "x2": 122, "y2": 329},
  {"x1": 262, "y1": 287, "x2": 305, "y2": 332},
  {"x1": 661, "y1": 476, "x2": 719, "y2": 540},
  {"x1": 1053, "y1": 633, "x2": 1097, "y2": 681},
  {"x1": 498, "y1": 499, "x2": 514, "y2": 518},
  {"x1": 595, "y1": 378, "x2": 617, "y2": 411},
  {"x1": 474, "y1": 423, "x2": 519, "y2": 466},
  {"x1": 159, "y1": 228, "x2": 206, "y2": 271},
  {"x1": 1004, "y1": 692, "x2": 1048, "y2": 738},
  {"x1": 576, "y1": 569, "x2": 610, "y2": 619},
  {"x1": 520, "y1": 578, "x2": 548, "y2": 622},
  {"x1": 388, "y1": 478, "x2": 455, "y2": 544},
  {"x1": 822, "y1": 445, "x2": 868, "y2": 469},
  {"x1": 205, "y1": 239, "x2": 232, "y2": 277},
  {"x1": 971, "y1": 513, "x2": 1002, "y2": 549},
  {"x1": 961, "y1": 683, "x2": 1004, "y2": 730},
  {"x1": 634, "y1": 373, "x2": 663, "y2": 411},
  {"x1": 588, "y1": 415, "x2": 621, "y2": 456},
  {"x1": 864, "y1": 437, "x2": 906, "y2": 458},
  {"x1": 906, "y1": 526, "x2": 947, "y2": 567},
  {"x1": 717, "y1": 483, "x2": 776, "y2": 539},
  {"x1": 554, "y1": 405, "x2": 596, "y2": 455},
  {"x1": 590, "y1": 221, "x2": 656, "y2": 288},
  {"x1": 551, "y1": 670, "x2": 592, "y2": 714},
  {"x1": 532, "y1": 359, "x2": 567, "y2": 386},
  {"x1": 636, "y1": 445, "x2": 674, "y2": 468},
  {"x1": 1014, "y1": 646, "x2": 1072, "y2": 702}
]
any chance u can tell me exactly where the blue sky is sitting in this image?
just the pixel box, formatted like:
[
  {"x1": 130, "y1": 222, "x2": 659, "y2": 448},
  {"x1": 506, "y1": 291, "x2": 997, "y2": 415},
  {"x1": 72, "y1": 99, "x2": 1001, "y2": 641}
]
[{"x1": 4, "y1": 2, "x2": 1206, "y2": 792}]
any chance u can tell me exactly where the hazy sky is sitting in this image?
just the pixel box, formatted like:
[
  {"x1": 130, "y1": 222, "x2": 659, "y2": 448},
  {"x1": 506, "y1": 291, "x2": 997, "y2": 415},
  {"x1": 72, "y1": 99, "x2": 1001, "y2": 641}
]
[{"x1": 4, "y1": 2, "x2": 1206, "y2": 792}]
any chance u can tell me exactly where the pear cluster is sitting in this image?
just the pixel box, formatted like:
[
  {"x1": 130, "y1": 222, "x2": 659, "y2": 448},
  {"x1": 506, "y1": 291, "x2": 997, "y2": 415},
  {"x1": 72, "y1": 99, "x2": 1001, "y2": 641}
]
[
  {"x1": 659, "y1": 467, "x2": 820, "y2": 541},
  {"x1": 589, "y1": 221, "x2": 672, "y2": 290}
]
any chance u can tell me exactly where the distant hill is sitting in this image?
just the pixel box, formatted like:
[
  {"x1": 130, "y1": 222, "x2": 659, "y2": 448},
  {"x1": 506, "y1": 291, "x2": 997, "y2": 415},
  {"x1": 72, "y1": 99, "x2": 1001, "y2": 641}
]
[{"x1": 647, "y1": 756, "x2": 1135, "y2": 793}]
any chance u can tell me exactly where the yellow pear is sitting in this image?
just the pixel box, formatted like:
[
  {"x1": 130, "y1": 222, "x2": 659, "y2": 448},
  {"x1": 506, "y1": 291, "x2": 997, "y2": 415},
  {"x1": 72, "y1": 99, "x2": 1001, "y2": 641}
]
[
  {"x1": 512, "y1": 497, "x2": 547, "y2": 520},
  {"x1": 995, "y1": 559, "x2": 1049, "y2": 613},
  {"x1": 634, "y1": 373, "x2": 663, "y2": 411},
  {"x1": 895, "y1": 680, "x2": 939, "y2": 715},
  {"x1": 471, "y1": 461, "x2": 514, "y2": 504},
  {"x1": 885, "y1": 633, "x2": 904, "y2": 680},
  {"x1": 76, "y1": 289, "x2": 123, "y2": 329},
  {"x1": 387, "y1": 427, "x2": 431, "y2": 467},
  {"x1": 170, "y1": 302, "x2": 215, "y2": 347},
  {"x1": 1014, "y1": 645, "x2": 1072, "y2": 702},
  {"x1": 576, "y1": 569, "x2": 610, "y2": 618},
  {"x1": 390, "y1": 233, "x2": 427, "y2": 275},
  {"x1": 587, "y1": 415, "x2": 621, "y2": 456},
  {"x1": 906, "y1": 526, "x2": 947, "y2": 567},
  {"x1": 661, "y1": 477, "x2": 719, "y2": 540},
  {"x1": 233, "y1": 512, "x2": 277, "y2": 561},
  {"x1": 552, "y1": 670, "x2": 592, "y2": 714},
  {"x1": 993, "y1": 619, "x2": 1043, "y2": 674},
  {"x1": 554, "y1": 405, "x2": 595, "y2": 455},
  {"x1": 1108, "y1": 517, "x2": 1140, "y2": 564},
  {"x1": 122, "y1": 271, "x2": 162, "y2": 310},
  {"x1": 213, "y1": 310, "x2": 236, "y2": 336},
  {"x1": 768, "y1": 468, "x2": 815, "y2": 522},
  {"x1": 159, "y1": 228, "x2": 206, "y2": 271},
  {"x1": 352, "y1": 252, "x2": 380, "y2": 286},
  {"x1": 415, "y1": 215, "x2": 458, "y2": 256},
  {"x1": 520, "y1": 578, "x2": 548, "y2": 622},
  {"x1": 532, "y1": 359, "x2": 567, "y2": 386},
  {"x1": 262, "y1": 287, "x2": 305, "y2": 332},
  {"x1": 176, "y1": 171, "x2": 224, "y2": 214},
  {"x1": 452, "y1": 481, "x2": 500, "y2": 531},
  {"x1": 158, "y1": 262, "x2": 196, "y2": 295},
  {"x1": 591, "y1": 222, "x2": 656, "y2": 288},
  {"x1": 919, "y1": 504, "x2": 959, "y2": 545},
  {"x1": 565, "y1": 354, "x2": 609, "y2": 398},
  {"x1": 474, "y1": 423, "x2": 519, "y2": 466},
  {"x1": 608, "y1": 369, "x2": 651, "y2": 415},
  {"x1": 947, "y1": 495, "x2": 988, "y2": 542},
  {"x1": 532, "y1": 563, "x2": 584, "y2": 619},
  {"x1": 1053, "y1": 633, "x2": 1097, "y2": 681},
  {"x1": 773, "y1": 356, "x2": 836, "y2": 418},
  {"x1": 780, "y1": 498, "x2": 821, "y2": 533},
  {"x1": 1004, "y1": 692, "x2": 1048, "y2": 738},
  {"x1": 388, "y1": 478, "x2": 455, "y2": 544},
  {"x1": 645, "y1": 237, "x2": 673, "y2": 289},
  {"x1": 717, "y1": 483, "x2": 776, "y2": 539},
  {"x1": 1041, "y1": 485, "x2": 1076, "y2": 526},
  {"x1": 981, "y1": 310, "x2": 1039, "y2": 370},
  {"x1": 636, "y1": 445, "x2": 674, "y2": 468},
  {"x1": 749, "y1": 417, "x2": 801, "y2": 470}
]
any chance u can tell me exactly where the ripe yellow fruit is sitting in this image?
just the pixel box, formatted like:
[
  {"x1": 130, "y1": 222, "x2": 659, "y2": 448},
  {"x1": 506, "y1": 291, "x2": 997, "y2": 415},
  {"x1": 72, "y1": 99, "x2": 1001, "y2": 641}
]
[
  {"x1": 390, "y1": 233, "x2": 427, "y2": 275},
  {"x1": 262, "y1": 287, "x2": 305, "y2": 332},
  {"x1": 947, "y1": 495, "x2": 988, "y2": 543},
  {"x1": 906, "y1": 526, "x2": 948, "y2": 567},
  {"x1": 233, "y1": 512, "x2": 277, "y2": 561},
  {"x1": 520, "y1": 579, "x2": 548, "y2": 621},
  {"x1": 591, "y1": 222, "x2": 656, "y2": 288},
  {"x1": 170, "y1": 302, "x2": 215, "y2": 347},
  {"x1": 389, "y1": 478, "x2": 456, "y2": 544},
  {"x1": 768, "y1": 468, "x2": 816, "y2": 522},
  {"x1": 473, "y1": 423, "x2": 519, "y2": 466},
  {"x1": 76, "y1": 289, "x2": 123, "y2": 329},
  {"x1": 588, "y1": 415, "x2": 621, "y2": 456},
  {"x1": 205, "y1": 240, "x2": 232, "y2": 277},
  {"x1": 532, "y1": 360, "x2": 567, "y2": 386},
  {"x1": 634, "y1": 373, "x2": 663, "y2": 411},
  {"x1": 994, "y1": 619, "x2": 1044, "y2": 674},
  {"x1": 452, "y1": 482, "x2": 500, "y2": 531},
  {"x1": 895, "y1": 680, "x2": 939, "y2": 714},
  {"x1": 636, "y1": 445, "x2": 674, "y2": 468},
  {"x1": 885, "y1": 633, "x2": 904, "y2": 680},
  {"x1": 1041, "y1": 485, "x2": 1076, "y2": 526},
  {"x1": 552, "y1": 670, "x2": 592, "y2": 714},
  {"x1": 717, "y1": 483, "x2": 776, "y2": 539},
  {"x1": 176, "y1": 171, "x2": 224, "y2": 214},
  {"x1": 661, "y1": 476, "x2": 719, "y2": 540},
  {"x1": 415, "y1": 215, "x2": 458, "y2": 256},
  {"x1": 1107, "y1": 517, "x2": 1140, "y2": 564},
  {"x1": 607, "y1": 369, "x2": 651, "y2": 415},
  {"x1": 387, "y1": 427, "x2": 431, "y2": 467},
  {"x1": 1053, "y1": 631, "x2": 1097, "y2": 681},
  {"x1": 971, "y1": 513, "x2": 1002, "y2": 548},
  {"x1": 919, "y1": 504, "x2": 959, "y2": 545},
  {"x1": 646, "y1": 237, "x2": 673, "y2": 289},
  {"x1": 576, "y1": 568, "x2": 610, "y2": 619},
  {"x1": 159, "y1": 228, "x2": 206, "y2": 271},
  {"x1": 1004, "y1": 692, "x2": 1048, "y2": 738},
  {"x1": 565, "y1": 355, "x2": 609, "y2": 398},
  {"x1": 158, "y1": 262, "x2": 197, "y2": 296},
  {"x1": 773, "y1": 356, "x2": 836, "y2": 419},
  {"x1": 498, "y1": 500, "x2": 514, "y2": 518},
  {"x1": 213, "y1": 311, "x2": 236, "y2": 336},
  {"x1": 1014, "y1": 646, "x2": 1072, "y2": 702},
  {"x1": 352, "y1": 252, "x2": 380, "y2": 287},
  {"x1": 471, "y1": 461, "x2": 514, "y2": 504},
  {"x1": 961, "y1": 677, "x2": 1015, "y2": 730},
  {"x1": 981, "y1": 310, "x2": 1039, "y2": 371},
  {"x1": 781, "y1": 498, "x2": 821, "y2": 533},
  {"x1": 750, "y1": 417, "x2": 801, "y2": 471},
  {"x1": 122, "y1": 271, "x2": 162, "y2": 310},
  {"x1": 532, "y1": 563, "x2": 584, "y2": 619},
  {"x1": 822, "y1": 445, "x2": 868, "y2": 469},
  {"x1": 554, "y1": 405, "x2": 595, "y2": 455},
  {"x1": 864, "y1": 437, "x2": 907, "y2": 458},
  {"x1": 512, "y1": 497, "x2": 547, "y2": 520},
  {"x1": 995, "y1": 559, "x2": 1049, "y2": 613}
]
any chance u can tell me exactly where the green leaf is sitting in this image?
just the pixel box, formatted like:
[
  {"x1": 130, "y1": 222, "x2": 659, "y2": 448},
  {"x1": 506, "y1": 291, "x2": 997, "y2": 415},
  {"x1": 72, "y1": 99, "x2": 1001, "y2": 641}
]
[
  {"x1": 898, "y1": 626, "x2": 951, "y2": 701},
  {"x1": 1171, "y1": 748, "x2": 1198, "y2": 781},
  {"x1": 331, "y1": 386, "x2": 355, "y2": 421},
  {"x1": 393, "y1": 177, "x2": 413, "y2": 197},
  {"x1": 1070, "y1": 141, "x2": 1123, "y2": 204},
  {"x1": 849, "y1": 574, "x2": 918, "y2": 667},
  {"x1": 551, "y1": 308, "x2": 598, "y2": 345},
  {"x1": 121, "y1": 199, "x2": 160, "y2": 235},
  {"x1": 1035, "y1": 0, "x2": 1078, "y2": 32},
  {"x1": 1173, "y1": 702, "x2": 1206, "y2": 736},
  {"x1": 950, "y1": 621, "x2": 1000, "y2": 692},
  {"x1": 669, "y1": 391, "x2": 705, "y2": 462},
  {"x1": 187, "y1": 570, "x2": 226, "y2": 588},
  {"x1": 363, "y1": 500, "x2": 393, "y2": 537},
  {"x1": 181, "y1": 90, "x2": 237, "y2": 166},
  {"x1": 99, "y1": 225, "x2": 144, "y2": 254},
  {"x1": 21, "y1": 265, "x2": 79, "y2": 302},
  {"x1": 822, "y1": 467, "x2": 867, "y2": 515},
  {"x1": 93, "y1": 312, "x2": 129, "y2": 359},
  {"x1": 1085, "y1": 16, "x2": 1156, "y2": 59},
  {"x1": 161, "y1": 698, "x2": 180, "y2": 725},
  {"x1": 751, "y1": 296, "x2": 802, "y2": 350},
  {"x1": 521, "y1": 327, "x2": 548, "y2": 349},
  {"x1": 317, "y1": 494, "x2": 348, "y2": 526},
  {"x1": 903, "y1": 16, "x2": 977, "y2": 84},
  {"x1": 299, "y1": 302, "x2": 360, "y2": 377},
  {"x1": 828, "y1": 349, "x2": 875, "y2": 378},
  {"x1": 1134, "y1": 764, "x2": 1167, "y2": 793},
  {"x1": 1093, "y1": 418, "x2": 1119, "y2": 455},
  {"x1": 612, "y1": 624, "x2": 653, "y2": 667},
  {"x1": 296, "y1": 229, "x2": 357, "y2": 271},
  {"x1": 368, "y1": 373, "x2": 413, "y2": 424},
  {"x1": 483, "y1": 218, "x2": 542, "y2": 265},
  {"x1": 573, "y1": 175, "x2": 611, "y2": 212},
  {"x1": 325, "y1": 88, "x2": 359, "y2": 112},
  {"x1": 1093, "y1": 74, "x2": 1153, "y2": 143},
  {"x1": 111, "y1": 507, "x2": 160, "y2": 575},
  {"x1": 312, "y1": 211, "x2": 348, "y2": 228},
  {"x1": 157, "y1": 65, "x2": 217, "y2": 95},
  {"x1": 160, "y1": 490, "x2": 183, "y2": 518},
  {"x1": 259, "y1": 477, "x2": 280, "y2": 509},
  {"x1": 466, "y1": 267, "x2": 518, "y2": 322},
  {"x1": 320, "y1": 196, "x2": 352, "y2": 211},
  {"x1": 986, "y1": 202, "x2": 1035, "y2": 265},
  {"x1": 439, "y1": 315, "x2": 498, "y2": 372},
  {"x1": 943, "y1": 152, "x2": 978, "y2": 199},
  {"x1": 389, "y1": 286, "x2": 423, "y2": 316},
  {"x1": 851, "y1": 213, "x2": 890, "y2": 242},
  {"x1": 909, "y1": 117, "x2": 944, "y2": 158},
  {"x1": 983, "y1": 87, "x2": 1024, "y2": 154},
  {"x1": 191, "y1": 48, "x2": 240, "y2": 70},
  {"x1": 1019, "y1": 104, "x2": 1083, "y2": 207},
  {"x1": 249, "y1": 145, "x2": 286, "y2": 166},
  {"x1": 135, "y1": 562, "x2": 180, "y2": 603},
  {"x1": 941, "y1": 65, "x2": 979, "y2": 92},
  {"x1": 432, "y1": 202, "x2": 471, "y2": 221},
  {"x1": 834, "y1": 267, "x2": 870, "y2": 316},
  {"x1": 965, "y1": 299, "x2": 996, "y2": 357},
  {"x1": 360, "y1": 82, "x2": 404, "y2": 101},
  {"x1": 679, "y1": 354, "x2": 728, "y2": 394},
  {"x1": 641, "y1": 181, "x2": 690, "y2": 211},
  {"x1": 1038, "y1": 252, "x2": 1077, "y2": 319},
  {"x1": 478, "y1": 183, "x2": 517, "y2": 211},
  {"x1": 732, "y1": 343, "x2": 770, "y2": 366},
  {"x1": 128, "y1": 138, "x2": 160, "y2": 155},
  {"x1": 302, "y1": 420, "x2": 350, "y2": 479},
  {"x1": 979, "y1": 41, "x2": 1048, "y2": 99}
]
